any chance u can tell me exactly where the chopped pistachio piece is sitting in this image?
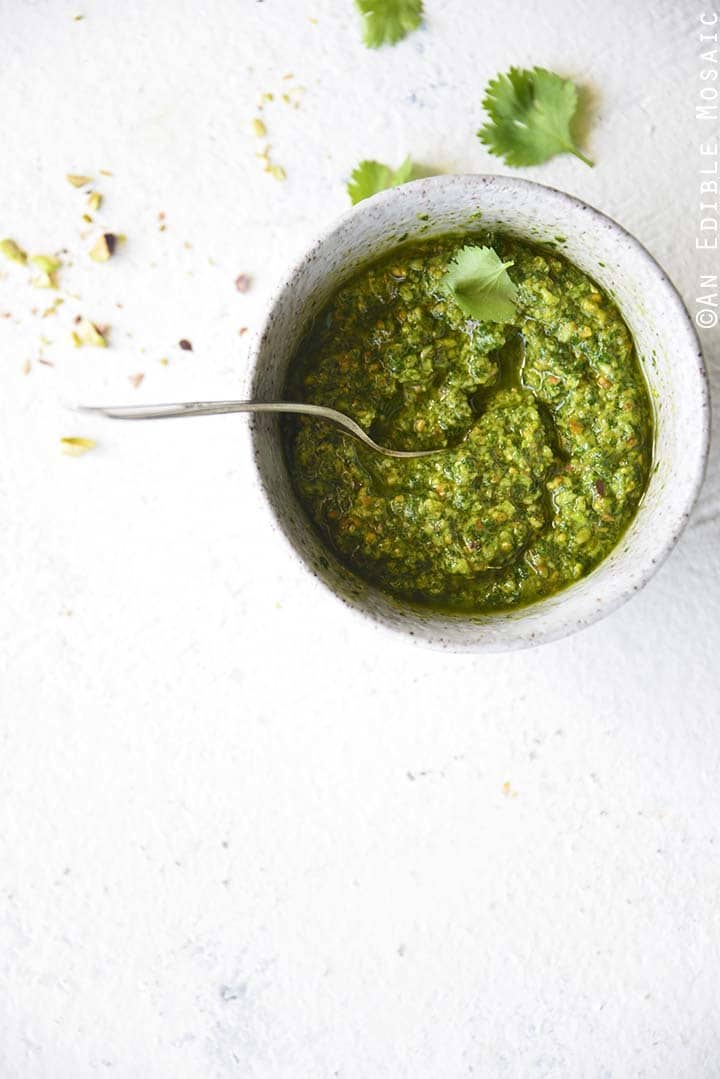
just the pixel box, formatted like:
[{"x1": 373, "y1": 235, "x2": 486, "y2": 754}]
[
  {"x1": 251, "y1": 118, "x2": 267, "y2": 138},
  {"x1": 29, "y1": 254, "x2": 61, "y2": 289},
  {"x1": 32, "y1": 272, "x2": 57, "y2": 289},
  {"x1": 89, "y1": 233, "x2": 117, "y2": 261},
  {"x1": 0, "y1": 238, "x2": 28, "y2": 264},
  {"x1": 42, "y1": 297, "x2": 64, "y2": 317},
  {"x1": 71, "y1": 318, "x2": 108, "y2": 347},
  {"x1": 159, "y1": 356, "x2": 169, "y2": 366},
  {"x1": 267, "y1": 163, "x2": 287, "y2": 181},
  {"x1": 61, "y1": 437, "x2": 96, "y2": 456},
  {"x1": 66, "y1": 173, "x2": 93, "y2": 187},
  {"x1": 31, "y1": 254, "x2": 61, "y2": 275},
  {"x1": 87, "y1": 191, "x2": 102, "y2": 212}
]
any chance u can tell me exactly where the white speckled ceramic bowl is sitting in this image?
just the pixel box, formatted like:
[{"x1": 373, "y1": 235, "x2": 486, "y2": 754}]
[{"x1": 248, "y1": 175, "x2": 709, "y2": 651}]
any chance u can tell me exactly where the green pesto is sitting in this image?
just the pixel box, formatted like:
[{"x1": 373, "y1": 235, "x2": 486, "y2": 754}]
[{"x1": 284, "y1": 234, "x2": 653, "y2": 613}]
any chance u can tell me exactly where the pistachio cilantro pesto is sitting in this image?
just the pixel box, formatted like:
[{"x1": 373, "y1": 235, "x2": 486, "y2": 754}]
[{"x1": 284, "y1": 234, "x2": 653, "y2": 613}]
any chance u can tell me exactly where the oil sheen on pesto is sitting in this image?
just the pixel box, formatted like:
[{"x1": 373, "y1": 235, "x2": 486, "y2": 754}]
[{"x1": 285, "y1": 234, "x2": 653, "y2": 613}]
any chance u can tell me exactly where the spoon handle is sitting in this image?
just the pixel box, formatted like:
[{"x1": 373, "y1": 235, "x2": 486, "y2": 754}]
[
  {"x1": 76, "y1": 400, "x2": 438, "y2": 459},
  {"x1": 79, "y1": 400, "x2": 335, "y2": 421}
]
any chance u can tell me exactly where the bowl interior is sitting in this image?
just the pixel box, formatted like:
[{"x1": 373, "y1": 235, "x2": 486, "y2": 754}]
[{"x1": 249, "y1": 176, "x2": 708, "y2": 650}]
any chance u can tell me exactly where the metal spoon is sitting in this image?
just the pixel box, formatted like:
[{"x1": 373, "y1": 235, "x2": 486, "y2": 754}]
[{"x1": 77, "y1": 400, "x2": 443, "y2": 459}]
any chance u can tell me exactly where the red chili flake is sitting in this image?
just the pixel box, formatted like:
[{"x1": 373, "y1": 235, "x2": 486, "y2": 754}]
[
  {"x1": 234, "y1": 274, "x2": 251, "y2": 293},
  {"x1": 158, "y1": 211, "x2": 166, "y2": 221},
  {"x1": 238, "y1": 326, "x2": 248, "y2": 336},
  {"x1": 595, "y1": 479, "x2": 606, "y2": 496},
  {"x1": 179, "y1": 339, "x2": 193, "y2": 351},
  {"x1": 129, "y1": 372, "x2": 145, "y2": 389}
]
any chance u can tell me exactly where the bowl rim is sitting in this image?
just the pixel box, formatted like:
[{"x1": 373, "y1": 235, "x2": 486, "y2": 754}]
[{"x1": 246, "y1": 174, "x2": 711, "y2": 651}]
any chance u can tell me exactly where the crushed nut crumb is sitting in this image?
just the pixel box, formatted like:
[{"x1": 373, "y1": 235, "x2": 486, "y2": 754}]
[
  {"x1": 66, "y1": 174, "x2": 93, "y2": 187},
  {"x1": 71, "y1": 318, "x2": 108, "y2": 347},
  {"x1": 61, "y1": 437, "x2": 96, "y2": 456},
  {"x1": 0, "y1": 238, "x2": 28, "y2": 264},
  {"x1": 89, "y1": 233, "x2": 117, "y2": 261}
]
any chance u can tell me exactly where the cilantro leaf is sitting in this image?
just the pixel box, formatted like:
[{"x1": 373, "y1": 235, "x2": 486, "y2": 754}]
[
  {"x1": 478, "y1": 66, "x2": 593, "y2": 168},
  {"x1": 355, "y1": 0, "x2": 423, "y2": 48},
  {"x1": 347, "y1": 156, "x2": 414, "y2": 205},
  {"x1": 440, "y1": 246, "x2": 518, "y2": 323}
]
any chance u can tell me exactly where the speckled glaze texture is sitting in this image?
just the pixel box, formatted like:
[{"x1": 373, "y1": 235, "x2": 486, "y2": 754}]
[{"x1": 248, "y1": 176, "x2": 709, "y2": 651}]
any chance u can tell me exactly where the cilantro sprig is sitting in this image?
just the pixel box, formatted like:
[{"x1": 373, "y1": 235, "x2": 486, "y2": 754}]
[
  {"x1": 355, "y1": 0, "x2": 424, "y2": 48},
  {"x1": 440, "y1": 246, "x2": 518, "y2": 323},
  {"x1": 347, "y1": 156, "x2": 414, "y2": 205},
  {"x1": 478, "y1": 66, "x2": 593, "y2": 168}
]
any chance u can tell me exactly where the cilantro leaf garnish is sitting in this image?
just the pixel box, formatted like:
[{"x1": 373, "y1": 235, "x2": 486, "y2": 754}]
[
  {"x1": 355, "y1": 0, "x2": 423, "y2": 48},
  {"x1": 440, "y1": 246, "x2": 518, "y2": 323},
  {"x1": 347, "y1": 156, "x2": 414, "y2": 205},
  {"x1": 478, "y1": 66, "x2": 593, "y2": 168}
]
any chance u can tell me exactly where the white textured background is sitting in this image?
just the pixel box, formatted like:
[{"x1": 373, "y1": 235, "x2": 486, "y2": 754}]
[{"x1": 1, "y1": 1, "x2": 719, "y2": 1076}]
